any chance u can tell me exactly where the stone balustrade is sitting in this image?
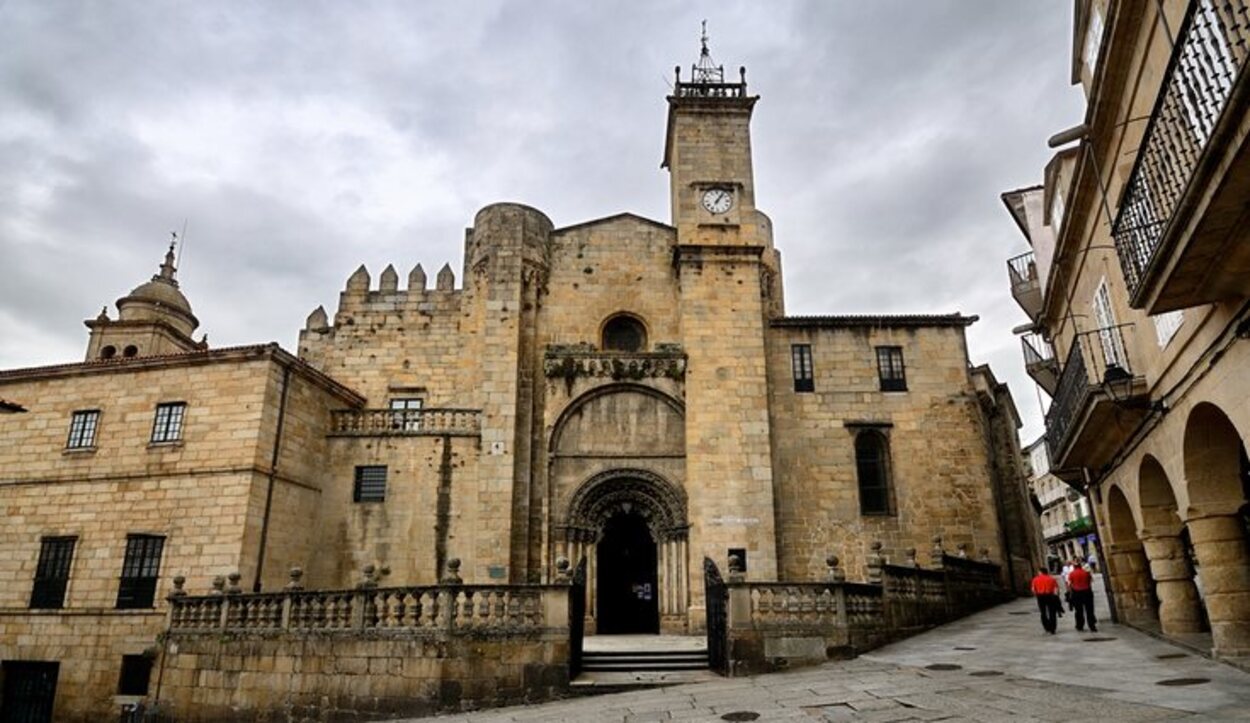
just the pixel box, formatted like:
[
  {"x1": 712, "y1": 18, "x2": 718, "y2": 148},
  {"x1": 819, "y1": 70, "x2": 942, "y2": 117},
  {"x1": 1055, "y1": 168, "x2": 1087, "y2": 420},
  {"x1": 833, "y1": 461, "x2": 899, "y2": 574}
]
[
  {"x1": 328, "y1": 407, "x2": 481, "y2": 437},
  {"x1": 712, "y1": 542, "x2": 1009, "y2": 675},
  {"x1": 168, "y1": 582, "x2": 554, "y2": 638}
]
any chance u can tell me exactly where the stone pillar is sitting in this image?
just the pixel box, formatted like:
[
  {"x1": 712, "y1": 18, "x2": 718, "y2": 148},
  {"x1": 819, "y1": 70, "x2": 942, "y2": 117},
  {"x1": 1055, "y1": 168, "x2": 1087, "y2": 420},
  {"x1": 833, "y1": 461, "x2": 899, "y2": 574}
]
[
  {"x1": 1139, "y1": 529, "x2": 1206, "y2": 635},
  {"x1": 1186, "y1": 511, "x2": 1250, "y2": 657},
  {"x1": 1105, "y1": 541, "x2": 1158, "y2": 626}
]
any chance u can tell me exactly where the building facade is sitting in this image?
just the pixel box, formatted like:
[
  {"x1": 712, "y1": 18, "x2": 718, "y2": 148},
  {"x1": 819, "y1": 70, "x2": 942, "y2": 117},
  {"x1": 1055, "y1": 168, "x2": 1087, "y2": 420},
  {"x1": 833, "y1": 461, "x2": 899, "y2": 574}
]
[
  {"x1": 1024, "y1": 438, "x2": 1097, "y2": 569},
  {"x1": 1, "y1": 44, "x2": 1036, "y2": 721},
  {"x1": 1002, "y1": 0, "x2": 1250, "y2": 660}
]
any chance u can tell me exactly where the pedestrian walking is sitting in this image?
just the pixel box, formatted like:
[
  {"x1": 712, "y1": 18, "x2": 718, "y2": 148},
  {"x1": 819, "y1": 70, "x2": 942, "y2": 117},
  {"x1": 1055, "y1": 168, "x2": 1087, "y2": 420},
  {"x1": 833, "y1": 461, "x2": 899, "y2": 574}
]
[
  {"x1": 1067, "y1": 561, "x2": 1098, "y2": 632},
  {"x1": 1030, "y1": 568, "x2": 1062, "y2": 634}
]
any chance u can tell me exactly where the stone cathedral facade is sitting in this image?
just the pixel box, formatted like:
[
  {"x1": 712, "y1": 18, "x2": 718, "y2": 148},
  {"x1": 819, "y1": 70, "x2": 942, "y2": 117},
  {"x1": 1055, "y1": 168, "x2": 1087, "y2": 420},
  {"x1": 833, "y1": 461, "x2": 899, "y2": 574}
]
[{"x1": 0, "y1": 45, "x2": 1039, "y2": 719}]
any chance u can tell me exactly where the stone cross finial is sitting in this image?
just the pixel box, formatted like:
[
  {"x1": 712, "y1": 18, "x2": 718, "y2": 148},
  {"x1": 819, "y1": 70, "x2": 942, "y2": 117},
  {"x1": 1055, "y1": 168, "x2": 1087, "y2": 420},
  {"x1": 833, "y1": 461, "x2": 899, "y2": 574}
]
[
  {"x1": 226, "y1": 571, "x2": 242, "y2": 595},
  {"x1": 286, "y1": 566, "x2": 305, "y2": 591},
  {"x1": 210, "y1": 575, "x2": 226, "y2": 596},
  {"x1": 168, "y1": 575, "x2": 187, "y2": 599},
  {"x1": 555, "y1": 556, "x2": 572, "y2": 582},
  {"x1": 825, "y1": 554, "x2": 845, "y2": 583},
  {"x1": 904, "y1": 548, "x2": 918, "y2": 568},
  {"x1": 442, "y1": 558, "x2": 463, "y2": 585},
  {"x1": 866, "y1": 541, "x2": 884, "y2": 585}
]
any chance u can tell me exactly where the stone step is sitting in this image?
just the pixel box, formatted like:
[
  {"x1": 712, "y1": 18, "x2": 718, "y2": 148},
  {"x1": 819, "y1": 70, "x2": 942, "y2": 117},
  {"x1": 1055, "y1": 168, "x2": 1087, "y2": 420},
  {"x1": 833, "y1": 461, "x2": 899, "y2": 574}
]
[{"x1": 581, "y1": 649, "x2": 709, "y2": 672}]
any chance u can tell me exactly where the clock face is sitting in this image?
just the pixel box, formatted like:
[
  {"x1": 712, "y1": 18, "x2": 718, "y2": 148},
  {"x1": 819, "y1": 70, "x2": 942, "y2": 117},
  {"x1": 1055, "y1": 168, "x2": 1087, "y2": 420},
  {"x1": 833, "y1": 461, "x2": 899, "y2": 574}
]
[{"x1": 701, "y1": 188, "x2": 733, "y2": 214}]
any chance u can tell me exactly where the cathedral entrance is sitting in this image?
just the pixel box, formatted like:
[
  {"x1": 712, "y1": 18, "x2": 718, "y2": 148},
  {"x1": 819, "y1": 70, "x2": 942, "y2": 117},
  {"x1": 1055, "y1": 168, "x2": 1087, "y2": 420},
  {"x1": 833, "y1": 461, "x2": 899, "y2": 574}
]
[
  {"x1": 596, "y1": 510, "x2": 659, "y2": 634},
  {"x1": 561, "y1": 468, "x2": 690, "y2": 634}
]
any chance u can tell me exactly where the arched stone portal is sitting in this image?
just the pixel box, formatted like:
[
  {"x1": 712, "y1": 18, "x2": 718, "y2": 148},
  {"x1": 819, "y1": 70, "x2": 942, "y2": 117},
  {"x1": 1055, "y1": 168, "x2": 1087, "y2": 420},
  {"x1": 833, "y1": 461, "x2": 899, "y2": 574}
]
[
  {"x1": 563, "y1": 468, "x2": 689, "y2": 634},
  {"x1": 1137, "y1": 455, "x2": 1206, "y2": 635},
  {"x1": 1104, "y1": 484, "x2": 1158, "y2": 626}
]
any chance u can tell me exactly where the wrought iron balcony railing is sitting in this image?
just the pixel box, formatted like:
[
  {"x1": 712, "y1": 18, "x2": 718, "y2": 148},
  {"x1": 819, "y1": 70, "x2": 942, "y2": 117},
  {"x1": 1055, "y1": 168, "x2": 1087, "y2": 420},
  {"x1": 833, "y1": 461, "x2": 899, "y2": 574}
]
[
  {"x1": 1007, "y1": 251, "x2": 1038, "y2": 292},
  {"x1": 329, "y1": 408, "x2": 481, "y2": 437},
  {"x1": 1045, "y1": 323, "x2": 1139, "y2": 461},
  {"x1": 1113, "y1": 0, "x2": 1250, "y2": 296},
  {"x1": 1021, "y1": 333, "x2": 1055, "y2": 367}
]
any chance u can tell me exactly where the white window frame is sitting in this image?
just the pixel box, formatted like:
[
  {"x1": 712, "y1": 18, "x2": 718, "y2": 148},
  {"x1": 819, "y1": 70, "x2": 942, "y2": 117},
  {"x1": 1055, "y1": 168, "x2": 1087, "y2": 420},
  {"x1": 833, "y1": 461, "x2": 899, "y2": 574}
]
[
  {"x1": 1152, "y1": 310, "x2": 1185, "y2": 347},
  {"x1": 1092, "y1": 277, "x2": 1127, "y2": 371},
  {"x1": 1083, "y1": 4, "x2": 1105, "y2": 75}
]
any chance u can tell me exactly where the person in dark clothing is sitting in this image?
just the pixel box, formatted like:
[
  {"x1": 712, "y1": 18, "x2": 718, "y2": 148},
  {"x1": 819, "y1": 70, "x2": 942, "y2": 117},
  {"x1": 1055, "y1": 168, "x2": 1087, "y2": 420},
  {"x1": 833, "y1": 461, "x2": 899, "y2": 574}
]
[
  {"x1": 1030, "y1": 568, "x2": 1062, "y2": 634},
  {"x1": 1067, "y1": 562, "x2": 1098, "y2": 632}
]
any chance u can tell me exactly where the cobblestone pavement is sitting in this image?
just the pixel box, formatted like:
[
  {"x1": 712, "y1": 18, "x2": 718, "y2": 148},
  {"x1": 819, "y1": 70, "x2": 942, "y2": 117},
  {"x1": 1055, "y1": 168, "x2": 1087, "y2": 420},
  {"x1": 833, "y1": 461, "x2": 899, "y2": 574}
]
[{"x1": 415, "y1": 589, "x2": 1250, "y2": 722}]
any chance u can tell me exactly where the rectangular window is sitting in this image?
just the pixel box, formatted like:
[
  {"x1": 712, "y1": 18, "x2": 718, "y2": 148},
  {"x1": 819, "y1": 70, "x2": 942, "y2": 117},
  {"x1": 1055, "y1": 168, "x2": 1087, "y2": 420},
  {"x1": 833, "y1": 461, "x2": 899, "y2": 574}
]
[
  {"x1": 30, "y1": 537, "x2": 76, "y2": 609},
  {"x1": 65, "y1": 410, "x2": 100, "y2": 449},
  {"x1": 116, "y1": 534, "x2": 165, "y2": 609},
  {"x1": 1152, "y1": 310, "x2": 1185, "y2": 347},
  {"x1": 389, "y1": 397, "x2": 423, "y2": 431},
  {"x1": 791, "y1": 344, "x2": 814, "y2": 393},
  {"x1": 353, "y1": 465, "x2": 388, "y2": 503},
  {"x1": 875, "y1": 346, "x2": 907, "y2": 392},
  {"x1": 150, "y1": 402, "x2": 186, "y2": 443},
  {"x1": 117, "y1": 655, "x2": 153, "y2": 696}
]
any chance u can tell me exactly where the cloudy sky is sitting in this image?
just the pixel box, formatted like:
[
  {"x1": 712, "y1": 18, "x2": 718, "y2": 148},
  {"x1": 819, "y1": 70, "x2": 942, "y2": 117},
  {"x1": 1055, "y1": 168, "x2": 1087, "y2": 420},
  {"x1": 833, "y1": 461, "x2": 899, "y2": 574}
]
[{"x1": 0, "y1": 1, "x2": 1084, "y2": 442}]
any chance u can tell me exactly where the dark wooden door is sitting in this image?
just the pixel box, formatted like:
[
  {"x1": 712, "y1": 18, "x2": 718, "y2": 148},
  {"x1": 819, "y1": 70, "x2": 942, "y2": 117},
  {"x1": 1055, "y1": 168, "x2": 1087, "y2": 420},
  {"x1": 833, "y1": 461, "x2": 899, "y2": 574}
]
[
  {"x1": 596, "y1": 512, "x2": 659, "y2": 634},
  {"x1": 1, "y1": 661, "x2": 59, "y2": 723}
]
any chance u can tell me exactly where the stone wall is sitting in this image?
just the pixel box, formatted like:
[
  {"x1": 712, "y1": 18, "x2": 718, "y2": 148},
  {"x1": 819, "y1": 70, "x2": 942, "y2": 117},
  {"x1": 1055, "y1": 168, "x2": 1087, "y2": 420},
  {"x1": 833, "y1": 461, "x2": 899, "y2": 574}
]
[
  {"x1": 766, "y1": 321, "x2": 1005, "y2": 582},
  {"x1": 154, "y1": 578, "x2": 574, "y2": 722}
]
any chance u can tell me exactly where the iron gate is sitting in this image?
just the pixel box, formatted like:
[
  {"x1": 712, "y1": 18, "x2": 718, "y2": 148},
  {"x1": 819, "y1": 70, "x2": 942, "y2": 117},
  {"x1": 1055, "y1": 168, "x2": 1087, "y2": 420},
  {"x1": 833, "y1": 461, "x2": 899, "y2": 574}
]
[{"x1": 703, "y1": 557, "x2": 727, "y2": 674}]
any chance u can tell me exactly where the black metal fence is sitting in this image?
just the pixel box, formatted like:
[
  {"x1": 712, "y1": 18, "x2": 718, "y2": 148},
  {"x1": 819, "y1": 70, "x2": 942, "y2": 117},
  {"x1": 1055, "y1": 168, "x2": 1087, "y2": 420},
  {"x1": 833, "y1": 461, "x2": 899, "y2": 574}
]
[{"x1": 1045, "y1": 324, "x2": 1137, "y2": 460}]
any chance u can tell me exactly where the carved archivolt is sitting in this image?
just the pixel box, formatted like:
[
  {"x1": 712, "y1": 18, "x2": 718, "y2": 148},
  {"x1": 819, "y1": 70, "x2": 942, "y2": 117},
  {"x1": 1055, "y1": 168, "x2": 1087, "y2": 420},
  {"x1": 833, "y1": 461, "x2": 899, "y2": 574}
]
[{"x1": 565, "y1": 468, "x2": 688, "y2": 542}]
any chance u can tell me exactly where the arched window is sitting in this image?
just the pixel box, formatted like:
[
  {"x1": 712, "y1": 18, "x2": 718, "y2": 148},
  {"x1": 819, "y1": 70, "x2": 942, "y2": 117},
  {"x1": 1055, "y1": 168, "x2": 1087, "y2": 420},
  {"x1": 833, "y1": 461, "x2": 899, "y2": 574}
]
[
  {"x1": 602, "y1": 315, "x2": 647, "y2": 352},
  {"x1": 100, "y1": 345, "x2": 117, "y2": 359},
  {"x1": 123, "y1": 345, "x2": 139, "y2": 358},
  {"x1": 855, "y1": 430, "x2": 893, "y2": 516}
]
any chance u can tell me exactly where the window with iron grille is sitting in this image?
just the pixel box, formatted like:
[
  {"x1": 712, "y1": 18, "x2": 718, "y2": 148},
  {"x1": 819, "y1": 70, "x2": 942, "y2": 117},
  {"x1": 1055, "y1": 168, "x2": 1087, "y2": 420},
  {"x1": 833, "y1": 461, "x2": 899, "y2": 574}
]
[
  {"x1": 30, "y1": 536, "x2": 76, "y2": 609},
  {"x1": 65, "y1": 410, "x2": 100, "y2": 449},
  {"x1": 149, "y1": 402, "x2": 186, "y2": 443},
  {"x1": 855, "y1": 431, "x2": 893, "y2": 516},
  {"x1": 117, "y1": 654, "x2": 153, "y2": 696},
  {"x1": 353, "y1": 466, "x2": 387, "y2": 503},
  {"x1": 389, "y1": 398, "x2": 423, "y2": 431},
  {"x1": 116, "y1": 534, "x2": 164, "y2": 609},
  {"x1": 875, "y1": 346, "x2": 907, "y2": 392},
  {"x1": 791, "y1": 344, "x2": 814, "y2": 393}
]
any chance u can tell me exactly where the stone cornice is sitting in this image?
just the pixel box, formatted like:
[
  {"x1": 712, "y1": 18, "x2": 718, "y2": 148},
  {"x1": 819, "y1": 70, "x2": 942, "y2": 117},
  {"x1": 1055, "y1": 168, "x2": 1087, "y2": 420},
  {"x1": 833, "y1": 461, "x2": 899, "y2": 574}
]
[{"x1": 770, "y1": 314, "x2": 978, "y2": 329}]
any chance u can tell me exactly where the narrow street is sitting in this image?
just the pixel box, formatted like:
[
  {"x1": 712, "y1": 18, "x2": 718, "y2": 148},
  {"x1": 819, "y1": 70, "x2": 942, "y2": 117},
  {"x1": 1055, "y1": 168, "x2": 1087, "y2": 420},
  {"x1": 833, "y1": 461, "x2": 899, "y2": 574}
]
[{"x1": 420, "y1": 584, "x2": 1250, "y2": 722}]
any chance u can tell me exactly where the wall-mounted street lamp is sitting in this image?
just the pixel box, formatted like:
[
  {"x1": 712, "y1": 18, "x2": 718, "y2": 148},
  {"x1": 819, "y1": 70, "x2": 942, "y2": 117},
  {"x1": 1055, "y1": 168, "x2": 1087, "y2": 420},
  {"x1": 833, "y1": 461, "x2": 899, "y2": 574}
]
[{"x1": 1101, "y1": 363, "x2": 1135, "y2": 403}]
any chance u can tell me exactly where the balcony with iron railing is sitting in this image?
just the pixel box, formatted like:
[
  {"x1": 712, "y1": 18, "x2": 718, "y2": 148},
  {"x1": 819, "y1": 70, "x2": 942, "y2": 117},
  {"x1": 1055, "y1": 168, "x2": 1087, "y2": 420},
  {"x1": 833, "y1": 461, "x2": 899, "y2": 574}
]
[
  {"x1": 1065, "y1": 515, "x2": 1095, "y2": 535},
  {"x1": 1045, "y1": 323, "x2": 1151, "y2": 471},
  {"x1": 1007, "y1": 251, "x2": 1043, "y2": 320},
  {"x1": 1112, "y1": 0, "x2": 1250, "y2": 313},
  {"x1": 1021, "y1": 332, "x2": 1059, "y2": 394},
  {"x1": 329, "y1": 408, "x2": 481, "y2": 437}
]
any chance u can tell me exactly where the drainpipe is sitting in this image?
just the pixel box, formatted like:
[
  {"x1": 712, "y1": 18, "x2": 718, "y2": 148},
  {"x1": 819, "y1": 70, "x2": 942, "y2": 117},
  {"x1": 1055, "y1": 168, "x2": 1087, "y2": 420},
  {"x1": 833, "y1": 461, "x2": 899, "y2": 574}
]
[{"x1": 253, "y1": 363, "x2": 292, "y2": 592}]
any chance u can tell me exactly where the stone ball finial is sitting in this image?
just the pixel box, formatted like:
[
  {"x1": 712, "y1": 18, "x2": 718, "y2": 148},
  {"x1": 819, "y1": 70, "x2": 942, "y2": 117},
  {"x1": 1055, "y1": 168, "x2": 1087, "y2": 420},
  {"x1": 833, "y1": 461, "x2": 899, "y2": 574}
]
[
  {"x1": 226, "y1": 571, "x2": 242, "y2": 595},
  {"x1": 871, "y1": 541, "x2": 883, "y2": 552},
  {"x1": 210, "y1": 575, "x2": 226, "y2": 596},
  {"x1": 555, "y1": 556, "x2": 571, "y2": 582},
  {"x1": 905, "y1": 548, "x2": 918, "y2": 568},
  {"x1": 728, "y1": 554, "x2": 743, "y2": 573},
  {"x1": 825, "y1": 554, "x2": 845, "y2": 583},
  {"x1": 169, "y1": 574, "x2": 187, "y2": 599},
  {"x1": 286, "y1": 566, "x2": 305, "y2": 591},
  {"x1": 956, "y1": 543, "x2": 969, "y2": 558},
  {"x1": 442, "y1": 558, "x2": 463, "y2": 585},
  {"x1": 979, "y1": 547, "x2": 991, "y2": 563}
]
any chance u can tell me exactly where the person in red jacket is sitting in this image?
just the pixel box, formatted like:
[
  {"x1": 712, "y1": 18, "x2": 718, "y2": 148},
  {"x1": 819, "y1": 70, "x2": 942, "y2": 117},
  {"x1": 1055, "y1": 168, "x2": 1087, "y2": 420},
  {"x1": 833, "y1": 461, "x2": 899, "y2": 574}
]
[
  {"x1": 1030, "y1": 568, "x2": 1062, "y2": 634},
  {"x1": 1067, "y1": 562, "x2": 1098, "y2": 632}
]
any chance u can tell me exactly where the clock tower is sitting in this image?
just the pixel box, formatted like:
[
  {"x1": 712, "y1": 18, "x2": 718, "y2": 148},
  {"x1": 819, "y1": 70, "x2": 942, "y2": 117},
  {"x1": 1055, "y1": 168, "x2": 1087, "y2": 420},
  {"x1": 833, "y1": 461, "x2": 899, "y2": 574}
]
[
  {"x1": 662, "y1": 27, "x2": 764, "y2": 249},
  {"x1": 666, "y1": 28, "x2": 781, "y2": 609}
]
